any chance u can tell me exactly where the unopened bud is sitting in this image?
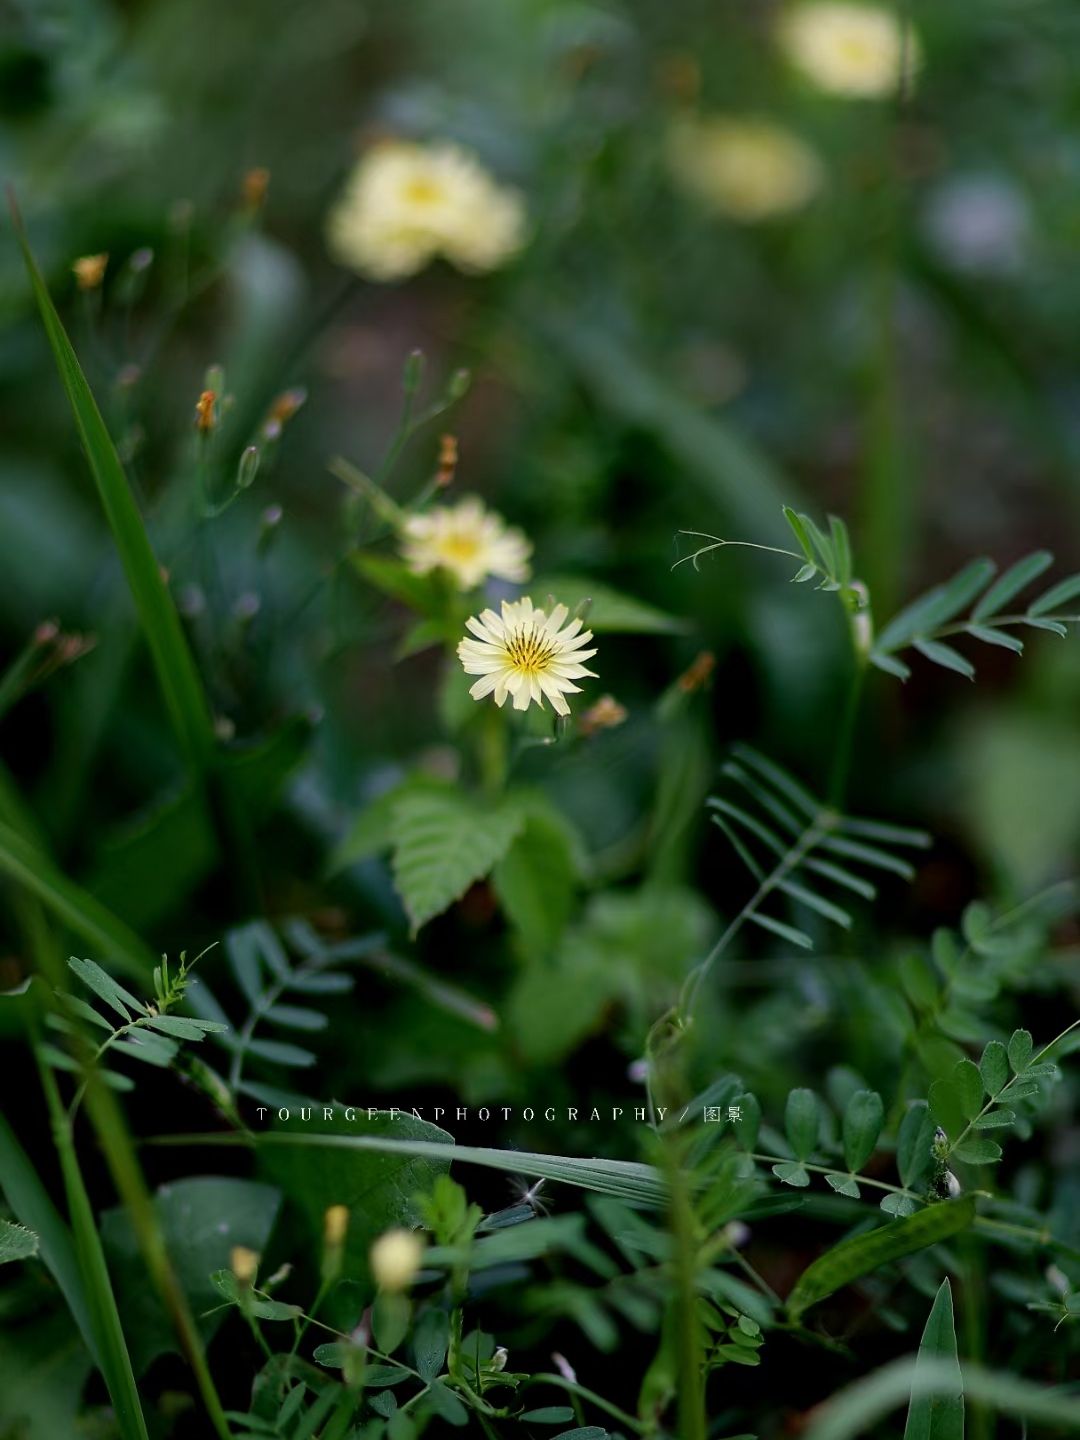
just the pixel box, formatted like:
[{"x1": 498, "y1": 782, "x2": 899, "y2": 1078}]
[
  {"x1": 551, "y1": 1352, "x2": 577, "y2": 1384},
  {"x1": 677, "y1": 650, "x2": 716, "y2": 693},
  {"x1": 446, "y1": 367, "x2": 471, "y2": 401},
  {"x1": 435, "y1": 433, "x2": 458, "y2": 488},
  {"x1": 230, "y1": 1246, "x2": 258, "y2": 1285},
  {"x1": 403, "y1": 349, "x2": 425, "y2": 393},
  {"x1": 264, "y1": 1262, "x2": 293, "y2": 1290},
  {"x1": 267, "y1": 387, "x2": 306, "y2": 426},
  {"x1": 73, "y1": 254, "x2": 108, "y2": 290},
  {"x1": 322, "y1": 1204, "x2": 350, "y2": 1283},
  {"x1": 722, "y1": 1220, "x2": 751, "y2": 1249},
  {"x1": 369, "y1": 1228, "x2": 424, "y2": 1292},
  {"x1": 195, "y1": 390, "x2": 216, "y2": 433},
  {"x1": 490, "y1": 1346, "x2": 508, "y2": 1372},
  {"x1": 238, "y1": 446, "x2": 260, "y2": 489},
  {"x1": 241, "y1": 166, "x2": 270, "y2": 209},
  {"x1": 33, "y1": 621, "x2": 60, "y2": 647}
]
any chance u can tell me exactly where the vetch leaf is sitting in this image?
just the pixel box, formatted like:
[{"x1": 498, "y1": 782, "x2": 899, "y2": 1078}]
[
  {"x1": 876, "y1": 559, "x2": 996, "y2": 653},
  {"x1": 826, "y1": 1174, "x2": 861, "y2": 1199},
  {"x1": 972, "y1": 551, "x2": 1053, "y2": 620},
  {"x1": 913, "y1": 640, "x2": 975, "y2": 681},
  {"x1": 68, "y1": 957, "x2": 143, "y2": 1021},
  {"x1": 245, "y1": 1038, "x2": 317, "y2": 1068},
  {"x1": 952, "y1": 1140, "x2": 1002, "y2": 1166},
  {"x1": 748, "y1": 911, "x2": 814, "y2": 949},
  {"x1": 0, "y1": 1218, "x2": 39, "y2": 1264},
  {"x1": 881, "y1": 1194, "x2": 917, "y2": 1218},
  {"x1": 843, "y1": 1090, "x2": 884, "y2": 1173},
  {"x1": 263, "y1": 1005, "x2": 329, "y2": 1032},
  {"x1": 731, "y1": 1093, "x2": 761, "y2": 1153},
  {"x1": 952, "y1": 1060, "x2": 984, "y2": 1120},
  {"x1": 979, "y1": 1041, "x2": 1009, "y2": 1098},
  {"x1": 967, "y1": 626, "x2": 1023, "y2": 654},
  {"x1": 1008, "y1": 1029, "x2": 1033, "y2": 1073},
  {"x1": 903, "y1": 1279, "x2": 963, "y2": 1440},
  {"x1": 785, "y1": 1089, "x2": 821, "y2": 1161},
  {"x1": 819, "y1": 836, "x2": 916, "y2": 879},
  {"x1": 786, "y1": 1198, "x2": 976, "y2": 1321},
  {"x1": 1028, "y1": 573, "x2": 1080, "y2": 617},
  {"x1": 973, "y1": 1110, "x2": 1015, "y2": 1129},
  {"x1": 772, "y1": 1162, "x2": 811, "y2": 1187},
  {"x1": 520, "y1": 1409, "x2": 576, "y2": 1425},
  {"x1": 779, "y1": 879, "x2": 853, "y2": 930},
  {"x1": 413, "y1": 1307, "x2": 449, "y2": 1382},
  {"x1": 870, "y1": 651, "x2": 912, "y2": 681},
  {"x1": 928, "y1": 1081, "x2": 965, "y2": 1142}
]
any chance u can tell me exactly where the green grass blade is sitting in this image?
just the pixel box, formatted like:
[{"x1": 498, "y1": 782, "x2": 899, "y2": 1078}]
[
  {"x1": 9, "y1": 195, "x2": 216, "y2": 774},
  {"x1": 0, "y1": 818, "x2": 157, "y2": 977},
  {"x1": 904, "y1": 1279, "x2": 963, "y2": 1440},
  {"x1": 0, "y1": 1108, "x2": 100, "y2": 1366}
]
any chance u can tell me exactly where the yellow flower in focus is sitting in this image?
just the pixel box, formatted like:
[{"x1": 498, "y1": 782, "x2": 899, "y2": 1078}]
[
  {"x1": 401, "y1": 496, "x2": 532, "y2": 591},
  {"x1": 457, "y1": 597, "x2": 598, "y2": 717},
  {"x1": 369, "y1": 1228, "x2": 425, "y2": 1291},
  {"x1": 778, "y1": 3, "x2": 920, "y2": 98},
  {"x1": 326, "y1": 139, "x2": 526, "y2": 282},
  {"x1": 667, "y1": 116, "x2": 823, "y2": 222}
]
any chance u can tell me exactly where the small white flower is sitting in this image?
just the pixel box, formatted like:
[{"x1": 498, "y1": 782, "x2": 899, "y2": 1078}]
[
  {"x1": 778, "y1": 3, "x2": 920, "y2": 99},
  {"x1": 401, "y1": 496, "x2": 532, "y2": 591},
  {"x1": 369, "y1": 1228, "x2": 425, "y2": 1291},
  {"x1": 327, "y1": 139, "x2": 526, "y2": 282},
  {"x1": 457, "y1": 597, "x2": 598, "y2": 717},
  {"x1": 668, "y1": 115, "x2": 823, "y2": 222}
]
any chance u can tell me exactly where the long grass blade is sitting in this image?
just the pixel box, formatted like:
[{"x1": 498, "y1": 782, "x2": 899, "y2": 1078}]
[{"x1": 9, "y1": 194, "x2": 216, "y2": 774}]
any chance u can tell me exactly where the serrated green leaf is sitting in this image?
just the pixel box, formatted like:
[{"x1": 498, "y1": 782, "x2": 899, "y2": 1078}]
[
  {"x1": 952, "y1": 1059, "x2": 984, "y2": 1120},
  {"x1": 0, "y1": 1217, "x2": 39, "y2": 1264},
  {"x1": 972, "y1": 552, "x2": 1053, "y2": 620},
  {"x1": 786, "y1": 1198, "x2": 976, "y2": 1321},
  {"x1": 843, "y1": 1090, "x2": 884, "y2": 1173},
  {"x1": 979, "y1": 1041, "x2": 1009, "y2": 1098},
  {"x1": 391, "y1": 790, "x2": 524, "y2": 934},
  {"x1": 492, "y1": 804, "x2": 580, "y2": 954},
  {"x1": 904, "y1": 1278, "x2": 963, "y2": 1440},
  {"x1": 1008, "y1": 1029, "x2": 1034, "y2": 1073},
  {"x1": 1028, "y1": 572, "x2": 1080, "y2": 617},
  {"x1": 826, "y1": 1174, "x2": 861, "y2": 1199},
  {"x1": 785, "y1": 1089, "x2": 821, "y2": 1161},
  {"x1": 952, "y1": 1139, "x2": 1002, "y2": 1165},
  {"x1": 913, "y1": 639, "x2": 975, "y2": 680}
]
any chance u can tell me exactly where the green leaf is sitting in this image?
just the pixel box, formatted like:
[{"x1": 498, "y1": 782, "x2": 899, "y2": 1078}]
[
  {"x1": 492, "y1": 804, "x2": 581, "y2": 954},
  {"x1": 424, "y1": 1379, "x2": 470, "y2": 1427},
  {"x1": 783, "y1": 507, "x2": 817, "y2": 564},
  {"x1": 870, "y1": 651, "x2": 912, "y2": 681},
  {"x1": 390, "y1": 790, "x2": 525, "y2": 934},
  {"x1": 979, "y1": 1041, "x2": 1009, "y2": 1098},
  {"x1": 913, "y1": 640, "x2": 975, "y2": 681},
  {"x1": 972, "y1": 552, "x2": 1053, "y2": 620},
  {"x1": 928, "y1": 1080, "x2": 965, "y2": 1141},
  {"x1": 779, "y1": 879, "x2": 853, "y2": 930},
  {"x1": 550, "y1": 1429, "x2": 607, "y2": 1440},
  {"x1": 951, "y1": 1140, "x2": 1002, "y2": 1165},
  {"x1": 533, "y1": 575, "x2": 688, "y2": 634},
  {"x1": 802, "y1": 857, "x2": 877, "y2": 901},
  {"x1": 0, "y1": 1217, "x2": 39, "y2": 1264},
  {"x1": 263, "y1": 1005, "x2": 328, "y2": 1032},
  {"x1": 880, "y1": 1194, "x2": 917, "y2": 1217},
  {"x1": 772, "y1": 1161, "x2": 811, "y2": 1187},
  {"x1": 843, "y1": 1090, "x2": 884, "y2": 1173},
  {"x1": 876, "y1": 559, "x2": 996, "y2": 653},
  {"x1": 826, "y1": 1174, "x2": 861, "y2": 1199},
  {"x1": 144, "y1": 1015, "x2": 228, "y2": 1041},
  {"x1": 11, "y1": 199, "x2": 216, "y2": 773},
  {"x1": 951, "y1": 1060, "x2": 984, "y2": 1120},
  {"x1": 973, "y1": 1109, "x2": 1015, "y2": 1129},
  {"x1": 520, "y1": 1409, "x2": 577, "y2": 1424},
  {"x1": 786, "y1": 1198, "x2": 976, "y2": 1321},
  {"x1": 903, "y1": 1278, "x2": 963, "y2": 1440},
  {"x1": 245, "y1": 1038, "x2": 317, "y2": 1068},
  {"x1": 211, "y1": 1269, "x2": 303, "y2": 1321},
  {"x1": 1028, "y1": 572, "x2": 1080, "y2": 616},
  {"x1": 413, "y1": 1307, "x2": 450, "y2": 1382},
  {"x1": 819, "y1": 835, "x2": 916, "y2": 879},
  {"x1": 966, "y1": 626, "x2": 1023, "y2": 654},
  {"x1": 68, "y1": 957, "x2": 144, "y2": 1021},
  {"x1": 1022, "y1": 616, "x2": 1068, "y2": 636},
  {"x1": 330, "y1": 776, "x2": 450, "y2": 872},
  {"x1": 748, "y1": 911, "x2": 814, "y2": 949},
  {"x1": 732, "y1": 1093, "x2": 761, "y2": 1153},
  {"x1": 1008, "y1": 1029, "x2": 1033, "y2": 1073},
  {"x1": 101, "y1": 1178, "x2": 282, "y2": 1374},
  {"x1": 785, "y1": 1089, "x2": 821, "y2": 1161}
]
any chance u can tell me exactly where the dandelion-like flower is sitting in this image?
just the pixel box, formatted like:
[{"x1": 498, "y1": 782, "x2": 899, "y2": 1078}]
[
  {"x1": 457, "y1": 597, "x2": 598, "y2": 717},
  {"x1": 778, "y1": 3, "x2": 920, "y2": 98},
  {"x1": 326, "y1": 138, "x2": 527, "y2": 282},
  {"x1": 667, "y1": 115, "x2": 823, "y2": 222},
  {"x1": 401, "y1": 496, "x2": 532, "y2": 591}
]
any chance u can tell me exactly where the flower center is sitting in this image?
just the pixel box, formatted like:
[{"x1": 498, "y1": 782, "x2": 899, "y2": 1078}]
[
  {"x1": 440, "y1": 534, "x2": 481, "y2": 561},
  {"x1": 504, "y1": 625, "x2": 557, "y2": 674},
  {"x1": 403, "y1": 178, "x2": 444, "y2": 206}
]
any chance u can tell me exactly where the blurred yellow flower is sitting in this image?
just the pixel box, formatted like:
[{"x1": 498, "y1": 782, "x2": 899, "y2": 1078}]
[
  {"x1": 369, "y1": 1228, "x2": 425, "y2": 1291},
  {"x1": 778, "y1": 3, "x2": 920, "y2": 98},
  {"x1": 401, "y1": 495, "x2": 532, "y2": 591},
  {"x1": 327, "y1": 139, "x2": 526, "y2": 282},
  {"x1": 457, "y1": 596, "x2": 598, "y2": 717},
  {"x1": 667, "y1": 116, "x2": 823, "y2": 222}
]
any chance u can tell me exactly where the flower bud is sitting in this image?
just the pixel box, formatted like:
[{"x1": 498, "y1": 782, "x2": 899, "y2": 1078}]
[
  {"x1": 195, "y1": 390, "x2": 217, "y2": 433},
  {"x1": 237, "y1": 446, "x2": 260, "y2": 489},
  {"x1": 369, "y1": 1228, "x2": 424, "y2": 1292},
  {"x1": 73, "y1": 254, "x2": 108, "y2": 290},
  {"x1": 322, "y1": 1204, "x2": 350, "y2": 1283},
  {"x1": 230, "y1": 1246, "x2": 258, "y2": 1286}
]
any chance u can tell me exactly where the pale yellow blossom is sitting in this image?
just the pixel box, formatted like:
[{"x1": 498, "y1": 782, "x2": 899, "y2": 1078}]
[
  {"x1": 401, "y1": 496, "x2": 532, "y2": 591},
  {"x1": 667, "y1": 116, "x2": 823, "y2": 222},
  {"x1": 457, "y1": 596, "x2": 598, "y2": 717},
  {"x1": 778, "y1": 3, "x2": 920, "y2": 98},
  {"x1": 369, "y1": 1228, "x2": 425, "y2": 1291},
  {"x1": 327, "y1": 139, "x2": 526, "y2": 282}
]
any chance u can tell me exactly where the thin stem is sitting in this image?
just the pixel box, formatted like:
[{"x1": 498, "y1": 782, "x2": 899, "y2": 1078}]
[
  {"x1": 828, "y1": 660, "x2": 866, "y2": 808},
  {"x1": 749, "y1": 1154, "x2": 917, "y2": 1201}
]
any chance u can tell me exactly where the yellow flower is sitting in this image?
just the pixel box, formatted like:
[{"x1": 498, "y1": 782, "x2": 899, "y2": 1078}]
[
  {"x1": 667, "y1": 115, "x2": 823, "y2": 222},
  {"x1": 457, "y1": 597, "x2": 598, "y2": 717},
  {"x1": 72, "y1": 254, "x2": 108, "y2": 290},
  {"x1": 401, "y1": 496, "x2": 532, "y2": 591},
  {"x1": 326, "y1": 139, "x2": 526, "y2": 282},
  {"x1": 778, "y1": 3, "x2": 920, "y2": 98},
  {"x1": 369, "y1": 1228, "x2": 425, "y2": 1291}
]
